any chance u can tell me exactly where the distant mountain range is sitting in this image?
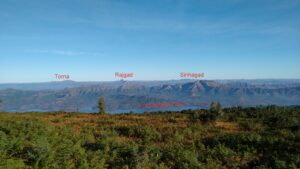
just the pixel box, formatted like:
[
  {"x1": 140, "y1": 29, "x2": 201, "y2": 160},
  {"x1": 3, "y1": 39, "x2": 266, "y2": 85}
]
[{"x1": 0, "y1": 79, "x2": 300, "y2": 113}]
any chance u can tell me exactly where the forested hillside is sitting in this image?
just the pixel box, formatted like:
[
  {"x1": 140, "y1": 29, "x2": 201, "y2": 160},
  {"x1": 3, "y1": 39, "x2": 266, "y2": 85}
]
[{"x1": 0, "y1": 106, "x2": 299, "y2": 169}]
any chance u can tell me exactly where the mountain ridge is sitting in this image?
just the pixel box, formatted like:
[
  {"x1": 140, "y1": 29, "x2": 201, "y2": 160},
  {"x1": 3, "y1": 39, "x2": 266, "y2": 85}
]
[{"x1": 0, "y1": 80, "x2": 300, "y2": 113}]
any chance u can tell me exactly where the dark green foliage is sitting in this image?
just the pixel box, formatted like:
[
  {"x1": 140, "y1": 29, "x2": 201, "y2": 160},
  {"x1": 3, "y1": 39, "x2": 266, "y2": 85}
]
[
  {"x1": 216, "y1": 102, "x2": 223, "y2": 116},
  {"x1": 198, "y1": 101, "x2": 223, "y2": 123},
  {"x1": 162, "y1": 144, "x2": 202, "y2": 169},
  {"x1": 116, "y1": 125, "x2": 161, "y2": 144},
  {"x1": 98, "y1": 96, "x2": 106, "y2": 114},
  {"x1": 0, "y1": 119, "x2": 89, "y2": 169},
  {"x1": 0, "y1": 105, "x2": 299, "y2": 169},
  {"x1": 0, "y1": 99, "x2": 3, "y2": 111},
  {"x1": 190, "y1": 102, "x2": 223, "y2": 123}
]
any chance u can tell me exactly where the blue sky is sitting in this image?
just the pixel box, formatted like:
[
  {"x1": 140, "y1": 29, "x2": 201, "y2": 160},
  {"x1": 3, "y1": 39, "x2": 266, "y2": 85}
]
[{"x1": 0, "y1": 0, "x2": 300, "y2": 82}]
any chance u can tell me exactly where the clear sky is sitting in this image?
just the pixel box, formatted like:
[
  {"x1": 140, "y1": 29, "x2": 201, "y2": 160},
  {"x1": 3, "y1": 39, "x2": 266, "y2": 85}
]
[{"x1": 0, "y1": 0, "x2": 300, "y2": 83}]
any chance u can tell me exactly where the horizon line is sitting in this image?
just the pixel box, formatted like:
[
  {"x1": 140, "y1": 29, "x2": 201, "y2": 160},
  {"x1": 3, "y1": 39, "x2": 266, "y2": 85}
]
[{"x1": 1, "y1": 78, "x2": 300, "y2": 84}]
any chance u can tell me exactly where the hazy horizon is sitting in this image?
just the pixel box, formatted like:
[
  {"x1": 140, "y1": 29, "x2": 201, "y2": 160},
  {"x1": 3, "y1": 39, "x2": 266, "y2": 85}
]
[{"x1": 1, "y1": 78, "x2": 300, "y2": 84}]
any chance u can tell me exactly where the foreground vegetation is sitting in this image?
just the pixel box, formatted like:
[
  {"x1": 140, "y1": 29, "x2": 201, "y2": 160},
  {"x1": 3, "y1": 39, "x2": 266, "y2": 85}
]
[{"x1": 0, "y1": 106, "x2": 299, "y2": 169}]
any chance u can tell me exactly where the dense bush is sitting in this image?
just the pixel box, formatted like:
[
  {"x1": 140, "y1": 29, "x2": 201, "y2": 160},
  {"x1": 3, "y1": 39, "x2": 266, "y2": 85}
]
[{"x1": 0, "y1": 106, "x2": 299, "y2": 168}]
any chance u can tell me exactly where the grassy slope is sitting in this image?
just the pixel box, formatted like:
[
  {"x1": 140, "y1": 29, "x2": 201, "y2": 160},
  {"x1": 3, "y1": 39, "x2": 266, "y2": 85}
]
[{"x1": 0, "y1": 108, "x2": 299, "y2": 169}]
